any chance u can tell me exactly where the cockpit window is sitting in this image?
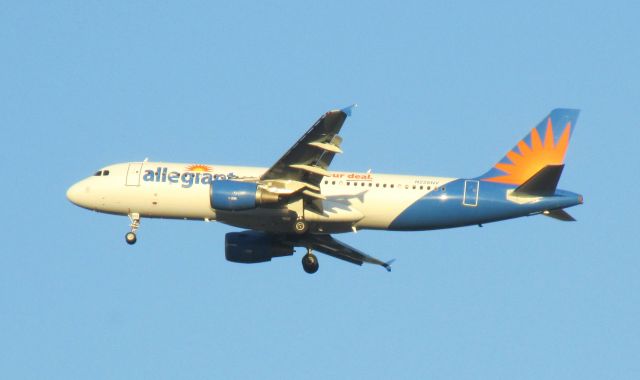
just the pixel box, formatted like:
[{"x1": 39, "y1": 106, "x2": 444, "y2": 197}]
[
  {"x1": 94, "y1": 171, "x2": 102, "y2": 176},
  {"x1": 103, "y1": 170, "x2": 110, "y2": 176}
]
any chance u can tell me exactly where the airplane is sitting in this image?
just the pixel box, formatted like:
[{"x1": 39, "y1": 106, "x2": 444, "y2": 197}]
[{"x1": 66, "y1": 106, "x2": 583, "y2": 274}]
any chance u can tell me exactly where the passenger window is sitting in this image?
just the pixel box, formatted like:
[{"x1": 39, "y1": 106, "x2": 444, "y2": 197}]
[
  {"x1": 419, "y1": 186, "x2": 423, "y2": 190},
  {"x1": 405, "y1": 185, "x2": 409, "y2": 189},
  {"x1": 332, "y1": 181, "x2": 336, "y2": 185},
  {"x1": 390, "y1": 184, "x2": 394, "y2": 188},
  {"x1": 427, "y1": 186, "x2": 431, "y2": 190},
  {"x1": 103, "y1": 170, "x2": 110, "y2": 176},
  {"x1": 361, "y1": 182, "x2": 365, "y2": 186},
  {"x1": 94, "y1": 171, "x2": 101, "y2": 176},
  {"x1": 441, "y1": 187, "x2": 446, "y2": 191},
  {"x1": 383, "y1": 184, "x2": 387, "y2": 188},
  {"x1": 376, "y1": 183, "x2": 380, "y2": 187},
  {"x1": 347, "y1": 182, "x2": 350, "y2": 186},
  {"x1": 412, "y1": 185, "x2": 416, "y2": 189},
  {"x1": 369, "y1": 183, "x2": 372, "y2": 187}
]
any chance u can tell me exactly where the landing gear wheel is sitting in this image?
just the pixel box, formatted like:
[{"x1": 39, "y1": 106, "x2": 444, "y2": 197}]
[
  {"x1": 125, "y1": 232, "x2": 137, "y2": 245},
  {"x1": 126, "y1": 212, "x2": 140, "y2": 245},
  {"x1": 302, "y1": 253, "x2": 319, "y2": 274},
  {"x1": 294, "y1": 220, "x2": 308, "y2": 234}
]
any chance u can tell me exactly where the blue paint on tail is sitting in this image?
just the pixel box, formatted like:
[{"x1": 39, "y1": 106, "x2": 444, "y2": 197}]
[{"x1": 389, "y1": 179, "x2": 582, "y2": 231}]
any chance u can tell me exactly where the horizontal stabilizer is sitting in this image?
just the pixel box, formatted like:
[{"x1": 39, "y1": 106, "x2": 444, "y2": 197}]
[
  {"x1": 543, "y1": 209, "x2": 576, "y2": 222},
  {"x1": 512, "y1": 165, "x2": 564, "y2": 197}
]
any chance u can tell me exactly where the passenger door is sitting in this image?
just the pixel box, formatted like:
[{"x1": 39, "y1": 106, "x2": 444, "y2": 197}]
[
  {"x1": 125, "y1": 162, "x2": 144, "y2": 186},
  {"x1": 463, "y1": 180, "x2": 479, "y2": 207}
]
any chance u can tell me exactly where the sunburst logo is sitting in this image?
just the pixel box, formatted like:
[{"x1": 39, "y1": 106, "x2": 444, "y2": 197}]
[
  {"x1": 484, "y1": 118, "x2": 571, "y2": 185},
  {"x1": 185, "y1": 164, "x2": 212, "y2": 172}
]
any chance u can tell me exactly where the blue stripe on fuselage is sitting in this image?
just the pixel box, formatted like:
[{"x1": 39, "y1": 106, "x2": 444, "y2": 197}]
[{"x1": 389, "y1": 179, "x2": 581, "y2": 231}]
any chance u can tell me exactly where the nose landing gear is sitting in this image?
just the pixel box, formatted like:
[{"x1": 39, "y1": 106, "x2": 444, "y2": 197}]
[
  {"x1": 125, "y1": 213, "x2": 140, "y2": 245},
  {"x1": 301, "y1": 248, "x2": 319, "y2": 274}
]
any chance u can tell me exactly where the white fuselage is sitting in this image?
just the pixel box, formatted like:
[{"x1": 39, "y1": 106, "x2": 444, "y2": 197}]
[{"x1": 66, "y1": 161, "x2": 455, "y2": 232}]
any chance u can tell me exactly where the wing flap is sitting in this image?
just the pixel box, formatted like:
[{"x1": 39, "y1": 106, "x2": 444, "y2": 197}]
[
  {"x1": 289, "y1": 164, "x2": 331, "y2": 177},
  {"x1": 260, "y1": 107, "x2": 353, "y2": 188}
]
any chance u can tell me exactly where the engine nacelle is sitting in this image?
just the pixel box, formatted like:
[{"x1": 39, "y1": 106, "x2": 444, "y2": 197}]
[
  {"x1": 225, "y1": 231, "x2": 294, "y2": 263},
  {"x1": 210, "y1": 180, "x2": 280, "y2": 211}
]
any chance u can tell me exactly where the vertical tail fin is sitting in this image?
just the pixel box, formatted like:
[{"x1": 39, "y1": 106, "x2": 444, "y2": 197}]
[{"x1": 479, "y1": 109, "x2": 580, "y2": 186}]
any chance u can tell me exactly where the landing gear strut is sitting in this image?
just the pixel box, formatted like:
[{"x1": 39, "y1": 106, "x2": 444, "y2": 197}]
[
  {"x1": 125, "y1": 213, "x2": 140, "y2": 245},
  {"x1": 301, "y1": 248, "x2": 319, "y2": 274}
]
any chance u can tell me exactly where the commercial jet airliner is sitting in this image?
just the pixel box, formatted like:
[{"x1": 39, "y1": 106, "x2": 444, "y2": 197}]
[{"x1": 67, "y1": 107, "x2": 583, "y2": 274}]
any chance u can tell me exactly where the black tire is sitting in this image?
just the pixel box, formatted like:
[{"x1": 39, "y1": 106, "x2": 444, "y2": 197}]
[
  {"x1": 302, "y1": 253, "x2": 319, "y2": 274},
  {"x1": 125, "y1": 232, "x2": 137, "y2": 245},
  {"x1": 293, "y1": 220, "x2": 308, "y2": 234}
]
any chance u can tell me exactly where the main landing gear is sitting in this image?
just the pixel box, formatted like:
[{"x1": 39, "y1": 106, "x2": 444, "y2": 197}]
[
  {"x1": 301, "y1": 248, "x2": 319, "y2": 274},
  {"x1": 125, "y1": 213, "x2": 140, "y2": 245},
  {"x1": 293, "y1": 219, "x2": 308, "y2": 234}
]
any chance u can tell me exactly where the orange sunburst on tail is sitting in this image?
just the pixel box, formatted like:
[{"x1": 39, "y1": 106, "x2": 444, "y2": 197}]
[{"x1": 480, "y1": 109, "x2": 579, "y2": 186}]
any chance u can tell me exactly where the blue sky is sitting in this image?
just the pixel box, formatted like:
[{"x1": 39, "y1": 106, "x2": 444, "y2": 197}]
[{"x1": 1, "y1": 1, "x2": 639, "y2": 378}]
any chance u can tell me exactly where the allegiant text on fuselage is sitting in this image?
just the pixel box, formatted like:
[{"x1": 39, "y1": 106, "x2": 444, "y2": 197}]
[{"x1": 142, "y1": 167, "x2": 239, "y2": 188}]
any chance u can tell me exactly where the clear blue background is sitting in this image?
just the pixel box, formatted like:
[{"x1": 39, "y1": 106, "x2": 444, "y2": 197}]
[{"x1": 1, "y1": 1, "x2": 638, "y2": 378}]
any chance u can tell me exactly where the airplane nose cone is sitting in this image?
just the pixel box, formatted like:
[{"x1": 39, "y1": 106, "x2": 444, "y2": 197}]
[
  {"x1": 66, "y1": 183, "x2": 81, "y2": 205},
  {"x1": 66, "y1": 181, "x2": 89, "y2": 207}
]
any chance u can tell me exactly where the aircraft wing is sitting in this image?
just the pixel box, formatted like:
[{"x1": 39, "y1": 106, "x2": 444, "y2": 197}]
[
  {"x1": 260, "y1": 106, "x2": 354, "y2": 193},
  {"x1": 288, "y1": 234, "x2": 393, "y2": 272}
]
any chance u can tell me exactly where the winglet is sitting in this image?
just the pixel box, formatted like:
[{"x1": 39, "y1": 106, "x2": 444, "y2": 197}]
[
  {"x1": 341, "y1": 104, "x2": 357, "y2": 117},
  {"x1": 383, "y1": 259, "x2": 396, "y2": 272}
]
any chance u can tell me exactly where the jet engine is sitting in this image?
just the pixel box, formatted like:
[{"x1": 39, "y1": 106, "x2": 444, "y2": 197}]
[
  {"x1": 210, "y1": 180, "x2": 280, "y2": 211},
  {"x1": 225, "y1": 231, "x2": 294, "y2": 263}
]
